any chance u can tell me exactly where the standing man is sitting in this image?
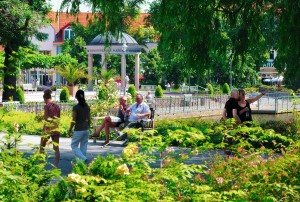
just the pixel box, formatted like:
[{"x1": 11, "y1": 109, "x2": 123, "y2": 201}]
[{"x1": 222, "y1": 89, "x2": 241, "y2": 124}]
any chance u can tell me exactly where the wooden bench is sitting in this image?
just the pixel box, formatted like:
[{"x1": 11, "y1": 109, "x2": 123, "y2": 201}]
[
  {"x1": 181, "y1": 86, "x2": 198, "y2": 93},
  {"x1": 181, "y1": 94, "x2": 193, "y2": 106},
  {"x1": 22, "y1": 84, "x2": 36, "y2": 92},
  {"x1": 92, "y1": 108, "x2": 120, "y2": 143},
  {"x1": 52, "y1": 89, "x2": 62, "y2": 101},
  {"x1": 140, "y1": 85, "x2": 157, "y2": 91}
]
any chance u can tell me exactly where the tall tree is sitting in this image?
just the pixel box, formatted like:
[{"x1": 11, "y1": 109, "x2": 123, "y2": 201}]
[{"x1": 0, "y1": 0, "x2": 51, "y2": 101}]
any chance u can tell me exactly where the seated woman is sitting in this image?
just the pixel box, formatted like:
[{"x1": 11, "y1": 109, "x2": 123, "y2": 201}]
[
  {"x1": 237, "y1": 88, "x2": 270, "y2": 124},
  {"x1": 92, "y1": 96, "x2": 128, "y2": 145}
]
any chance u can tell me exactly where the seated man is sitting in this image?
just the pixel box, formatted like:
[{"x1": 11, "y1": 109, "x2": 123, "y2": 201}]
[
  {"x1": 92, "y1": 96, "x2": 129, "y2": 145},
  {"x1": 120, "y1": 93, "x2": 151, "y2": 130}
]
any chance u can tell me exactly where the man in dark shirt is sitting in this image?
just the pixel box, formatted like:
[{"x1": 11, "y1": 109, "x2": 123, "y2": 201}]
[{"x1": 222, "y1": 89, "x2": 241, "y2": 124}]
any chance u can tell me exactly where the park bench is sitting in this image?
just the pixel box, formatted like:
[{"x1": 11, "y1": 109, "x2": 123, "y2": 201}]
[
  {"x1": 181, "y1": 94, "x2": 193, "y2": 106},
  {"x1": 92, "y1": 107, "x2": 155, "y2": 144},
  {"x1": 140, "y1": 85, "x2": 157, "y2": 91},
  {"x1": 93, "y1": 108, "x2": 120, "y2": 143},
  {"x1": 52, "y1": 89, "x2": 62, "y2": 101},
  {"x1": 180, "y1": 86, "x2": 198, "y2": 93},
  {"x1": 22, "y1": 84, "x2": 36, "y2": 92}
]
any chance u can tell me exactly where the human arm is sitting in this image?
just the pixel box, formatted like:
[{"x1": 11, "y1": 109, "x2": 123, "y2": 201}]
[
  {"x1": 239, "y1": 107, "x2": 249, "y2": 115},
  {"x1": 68, "y1": 110, "x2": 77, "y2": 137},
  {"x1": 221, "y1": 108, "x2": 227, "y2": 120},
  {"x1": 247, "y1": 89, "x2": 270, "y2": 104},
  {"x1": 233, "y1": 109, "x2": 241, "y2": 124}
]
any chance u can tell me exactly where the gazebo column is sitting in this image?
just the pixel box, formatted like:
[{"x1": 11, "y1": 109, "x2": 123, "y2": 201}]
[
  {"x1": 88, "y1": 54, "x2": 93, "y2": 91},
  {"x1": 101, "y1": 53, "x2": 107, "y2": 70},
  {"x1": 135, "y1": 53, "x2": 140, "y2": 91},
  {"x1": 121, "y1": 53, "x2": 126, "y2": 95}
]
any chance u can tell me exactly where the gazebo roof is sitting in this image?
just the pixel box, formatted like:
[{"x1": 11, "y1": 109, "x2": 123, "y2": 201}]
[
  {"x1": 89, "y1": 32, "x2": 138, "y2": 45},
  {"x1": 86, "y1": 32, "x2": 141, "y2": 54}
]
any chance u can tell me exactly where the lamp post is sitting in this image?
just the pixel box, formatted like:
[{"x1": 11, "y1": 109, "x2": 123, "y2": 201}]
[
  {"x1": 122, "y1": 43, "x2": 127, "y2": 95},
  {"x1": 229, "y1": 50, "x2": 233, "y2": 90}
]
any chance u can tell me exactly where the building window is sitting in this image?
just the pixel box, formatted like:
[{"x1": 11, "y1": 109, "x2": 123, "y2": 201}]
[{"x1": 64, "y1": 26, "x2": 74, "y2": 40}]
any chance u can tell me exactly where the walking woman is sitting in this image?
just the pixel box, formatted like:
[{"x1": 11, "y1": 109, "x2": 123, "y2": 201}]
[
  {"x1": 40, "y1": 89, "x2": 61, "y2": 167},
  {"x1": 68, "y1": 90, "x2": 91, "y2": 163}
]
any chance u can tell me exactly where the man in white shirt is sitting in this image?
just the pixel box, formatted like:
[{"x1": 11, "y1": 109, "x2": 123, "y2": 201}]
[{"x1": 119, "y1": 93, "x2": 151, "y2": 130}]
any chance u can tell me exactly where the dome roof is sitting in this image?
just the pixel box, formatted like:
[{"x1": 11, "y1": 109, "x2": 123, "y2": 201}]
[{"x1": 89, "y1": 32, "x2": 138, "y2": 45}]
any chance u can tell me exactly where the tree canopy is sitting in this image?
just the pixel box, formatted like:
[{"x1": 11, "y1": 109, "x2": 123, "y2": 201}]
[{"x1": 0, "y1": 0, "x2": 51, "y2": 101}]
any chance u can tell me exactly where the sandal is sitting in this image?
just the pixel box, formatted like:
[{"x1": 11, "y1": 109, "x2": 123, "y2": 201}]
[
  {"x1": 102, "y1": 141, "x2": 109, "y2": 146},
  {"x1": 91, "y1": 132, "x2": 100, "y2": 137}
]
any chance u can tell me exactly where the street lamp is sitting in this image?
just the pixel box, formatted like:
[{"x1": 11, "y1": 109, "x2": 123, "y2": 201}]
[
  {"x1": 122, "y1": 43, "x2": 127, "y2": 95},
  {"x1": 229, "y1": 50, "x2": 233, "y2": 90}
]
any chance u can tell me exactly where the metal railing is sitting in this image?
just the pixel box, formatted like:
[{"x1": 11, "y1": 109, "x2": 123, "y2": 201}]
[{"x1": 2, "y1": 93, "x2": 300, "y2": 116}]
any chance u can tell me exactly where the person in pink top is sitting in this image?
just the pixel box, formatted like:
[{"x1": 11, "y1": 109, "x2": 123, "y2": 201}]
[{"x1": 40, "y1": 89, "x2": 61, "y2": 167}]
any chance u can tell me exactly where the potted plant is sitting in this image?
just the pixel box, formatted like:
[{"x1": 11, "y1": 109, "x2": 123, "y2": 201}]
[{"x1": 55, "y1": 63, "x2": 91, "y2": 96}]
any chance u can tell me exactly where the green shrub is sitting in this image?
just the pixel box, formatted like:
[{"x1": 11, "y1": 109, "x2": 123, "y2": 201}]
[
  {"x1": 222, "y1": 83, "x2": 230, "y2": 95},
  {"x1": 60, "y1": 87, "x2": 70, "y2": 102},
  {"x1": 127, "y1": 85, "x2": 137, "y2": 99},
  {"x1": 155, "y1": 85, "x2": 163, "y2": 98},
  {"x1": 98, "y1": 84, "x2": 108, "y2": 101},
  {"x1": 16, "y1": 87, "x2": 25, "y2": 104},
  {"x1": 207, "y1": 83, "x2": 214, "y2": 95}
]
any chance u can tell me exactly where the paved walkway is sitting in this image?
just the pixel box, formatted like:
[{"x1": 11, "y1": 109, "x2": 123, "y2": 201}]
[{"x1": 1, "y1": 133, "x2": 224, "y2": 176}]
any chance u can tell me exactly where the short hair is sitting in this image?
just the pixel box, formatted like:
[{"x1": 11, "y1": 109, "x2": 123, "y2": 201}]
[
  {"x1": 136, "y1": 93, "x2": 144, "y2": 99},
  {"x1": 231, "y1": 89, "x2": 238, "y2": 96},
  {"x1": 119, "y1": 95, "x2": 127, "y2": 100}
]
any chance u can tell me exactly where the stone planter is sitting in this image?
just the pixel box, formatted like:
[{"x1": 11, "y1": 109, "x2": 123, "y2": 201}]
[{"x1": 67, "y1": 85, "x2": 78, "y2": 97}]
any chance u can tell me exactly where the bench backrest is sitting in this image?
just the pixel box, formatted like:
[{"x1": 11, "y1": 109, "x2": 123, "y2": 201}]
[
  {"x1": 141, "y1": 85, "x2": 156, "y2": 90},
  {"x1": 184, "y1": 94, "x2": 192, "y2": 101},
  {"x1": 23, "y1": 84, "x2": 33, "y2": 90}
]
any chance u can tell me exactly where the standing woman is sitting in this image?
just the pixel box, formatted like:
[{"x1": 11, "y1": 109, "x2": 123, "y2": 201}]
[
  {"x1": 40, "y1": 89, "x2": 61, "y2": 167},
  {"x1": 68, "y1": 90, "x2": 91, "y2": 162},
  {"x1": 237, "y1": 88, "x2": 270, "y2": 123}
]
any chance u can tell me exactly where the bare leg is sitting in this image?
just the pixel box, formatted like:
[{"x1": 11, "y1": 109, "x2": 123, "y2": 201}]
[
  {"x1": 92, "y1": 116, "x2": 112, "y2": 136},
  {"x1": 103, "y1": 122, "x2": 118, "y2": 145},
  {"x1": 51, "y1": 135, "x2": 60, "y2": 168}
]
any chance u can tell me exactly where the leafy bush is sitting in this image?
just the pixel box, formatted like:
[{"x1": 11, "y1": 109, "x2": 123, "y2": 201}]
[
  {"x1": 222, "y1": 83, "x2": 230, "y2": 95},
  {"x1": 16, "y1": 87, "x2": 25, "y2": 104},
  {"x1": 98, "y1": 84, "x2": 109, "y2": 101},
  {"x1": 127, "y1": 85, "x2": 137, "y2": 99},
  {"x1": 155, "y1": 85, "x2": 163, "y2": 98},
  {"x1": 60, "y1": 87, "x2": 70, "y2": 102},
  {"x1": 207, "y1": 83, "x2": 214, "y2": 95},
  {"x1": 0, "y1": 128, "x2": 60, "y2": 201}
]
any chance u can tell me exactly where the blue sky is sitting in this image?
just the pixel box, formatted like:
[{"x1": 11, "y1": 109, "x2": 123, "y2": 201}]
[{"x1": 48, "y1": 0, "x2": 151, "y2": 12}]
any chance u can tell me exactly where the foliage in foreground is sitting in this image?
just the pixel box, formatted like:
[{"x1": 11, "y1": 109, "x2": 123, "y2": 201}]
[
  {"x1": 0, "y1": 115, "x2": 300, "y2": 201},
  {"x1": 0, "y1": 127, "x2": 60, "y2": 202},
  {"x1": 48, "y1": 136, "x2": 300, "y2": 201}
]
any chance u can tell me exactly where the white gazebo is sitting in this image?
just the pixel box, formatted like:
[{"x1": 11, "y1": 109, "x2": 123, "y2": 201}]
[{"x1": 85, "y1": 32, "x2": 142, "y2": 92}]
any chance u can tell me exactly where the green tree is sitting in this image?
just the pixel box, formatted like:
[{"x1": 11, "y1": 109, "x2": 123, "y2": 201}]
[
  {"x1": 54, "y1": 54, "x2": 91, "y2": 86},
  {"x1": 0, "y1": 0, "x2": 51, "y2": 101}
]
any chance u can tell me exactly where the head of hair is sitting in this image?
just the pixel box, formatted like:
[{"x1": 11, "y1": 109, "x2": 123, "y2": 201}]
[
  {"x1": 119, "y1": 95, "x2": 127, "y2": 101},
  {"x1": 75, "y1": 90, "x2": 86, "y2": 107},
  {"x1": 43, "y1": 89, "x2": 52, "y2": 100},
  {"x1": 231, "y1": 89, "x2": 238, "y2": 96},
  {"x1": 136, "y1": 93, "x2": 144, "y2": 100},
  {"x1": 238, "y1": 88, "x2": 245, "y2": 95}
]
